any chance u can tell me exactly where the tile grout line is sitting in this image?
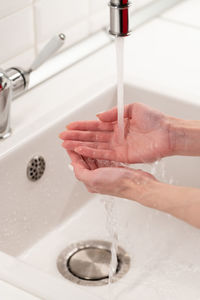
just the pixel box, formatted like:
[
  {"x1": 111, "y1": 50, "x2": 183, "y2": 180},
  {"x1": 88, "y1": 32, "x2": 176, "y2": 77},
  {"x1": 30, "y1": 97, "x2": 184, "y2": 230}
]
[
  {"x1": 0, "y1": 3, "x2": 36, "y2": 67},
  {"x1": 32, "y1": 0, "x2": 39, "y2": 57},
  {"x1": 0, "y1": 47, "x2": 34, "y2": 67},
  {"x1": 159, "y1": 16, "x2": 200, "y2": 31},
  {"x1": 0, "y1": 3, "x2": 33, "y2": 22}
]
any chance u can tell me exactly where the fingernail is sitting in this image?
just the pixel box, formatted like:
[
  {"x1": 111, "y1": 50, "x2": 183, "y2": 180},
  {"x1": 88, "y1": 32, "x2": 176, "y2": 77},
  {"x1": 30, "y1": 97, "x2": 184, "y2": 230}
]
[{"x1": 68, "y1": 164, "x2": 74, "y2": 172}]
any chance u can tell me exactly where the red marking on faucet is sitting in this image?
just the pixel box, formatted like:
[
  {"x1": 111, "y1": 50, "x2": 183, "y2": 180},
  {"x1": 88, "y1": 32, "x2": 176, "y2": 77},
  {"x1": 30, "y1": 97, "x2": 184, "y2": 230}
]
[
  {"x1": 122, "y1": 8, "x2": 128, "y2": 35},
  {"x1": 0, "y1": 84, "x2": 2, "y2": 91},
  {"x1": 122, "y1": 0, "x2": 128, "y2": 4}
]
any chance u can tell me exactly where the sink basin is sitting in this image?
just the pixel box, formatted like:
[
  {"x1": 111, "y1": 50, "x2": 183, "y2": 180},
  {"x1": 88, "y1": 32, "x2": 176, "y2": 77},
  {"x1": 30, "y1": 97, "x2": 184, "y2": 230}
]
[{"x1": 0, "y1": 83, "x2": 200, "y2": 300}]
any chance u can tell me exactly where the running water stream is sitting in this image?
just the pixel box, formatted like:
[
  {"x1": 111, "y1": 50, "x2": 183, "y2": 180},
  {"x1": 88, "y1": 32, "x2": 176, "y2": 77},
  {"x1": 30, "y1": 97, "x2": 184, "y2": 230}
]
[
  {"x1": 104, "y1": 37, "x2": 125, "y2": 298},
  {"x1": 105, "y1": 37, "x2": 172, "y2": 298},
  {"x1": 108, "y1": 38, "x2": 125, "y2": 284},
  {"x1": 116, "y1": 37, "x2": 125, "y2": 142},
  {"x1": 103, "y1": 196, "x2": 119, "y2": 299}
]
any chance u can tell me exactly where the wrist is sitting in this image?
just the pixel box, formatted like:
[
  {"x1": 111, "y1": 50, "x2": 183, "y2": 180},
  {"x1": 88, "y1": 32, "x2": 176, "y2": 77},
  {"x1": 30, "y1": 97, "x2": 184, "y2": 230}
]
[
  {"x1": 126, "y1": 176, "x2": 200, "y2": 229},
  {"x1": 149, "y1": 183, "x2": 200, "y2": 228},
  {"x1": 168, "y1": 117, "x2": 200, "y2": 156},
  {"x1": 124, "y1": 174, "x2": 162, "y2": 208}
]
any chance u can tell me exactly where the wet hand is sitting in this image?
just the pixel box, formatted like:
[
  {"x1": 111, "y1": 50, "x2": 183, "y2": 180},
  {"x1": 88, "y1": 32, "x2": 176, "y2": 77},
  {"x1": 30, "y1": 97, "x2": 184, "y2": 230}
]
[
  {"x1": 60, "y1": 103, "x2": 173, "y2": 164},
  {"x1": 67, "y1": 150, "x2": 157, "y2": 200},
  {"x1": 66, "y1": 151, "x2": 200, "y2": 229}
]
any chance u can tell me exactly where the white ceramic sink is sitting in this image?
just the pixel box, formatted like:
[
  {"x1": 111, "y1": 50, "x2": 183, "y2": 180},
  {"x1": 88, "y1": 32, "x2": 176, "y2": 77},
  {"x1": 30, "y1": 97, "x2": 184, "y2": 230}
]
[{"x1": 0, "y1": 83, "x2": 200, "y2": 300}]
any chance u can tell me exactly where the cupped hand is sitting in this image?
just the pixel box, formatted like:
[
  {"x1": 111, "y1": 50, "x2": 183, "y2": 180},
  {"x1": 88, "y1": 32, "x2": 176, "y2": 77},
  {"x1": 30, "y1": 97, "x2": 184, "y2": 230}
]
[
  {"x1": 60, "y1": 103, "x2": 173, "y2": 164},
  {"x1": 67, "y1": 150, "x2": 157, "y2": 200},
  {"x1": 66, "y1": 152, "x2": 200, "y2": 229}
]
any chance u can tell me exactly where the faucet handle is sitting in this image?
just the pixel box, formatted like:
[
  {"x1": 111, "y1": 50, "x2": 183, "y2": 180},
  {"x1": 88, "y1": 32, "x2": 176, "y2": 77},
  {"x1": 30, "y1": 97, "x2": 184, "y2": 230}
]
[
  {"x1": 30, "y1": 33, "x2": 65, "y2": 72},
  {"x1": 0, "y1": 33, "x2": 66, "y2": 140},
  {"x1": 3, "y1": 33, "x2": 65, "y2": 98}
]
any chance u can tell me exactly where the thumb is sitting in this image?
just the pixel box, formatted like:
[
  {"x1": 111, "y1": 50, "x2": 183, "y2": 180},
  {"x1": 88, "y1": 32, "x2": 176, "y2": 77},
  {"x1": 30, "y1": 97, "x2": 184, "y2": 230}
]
[
  {"x1": 97, "y1": 107, "x2": 117, "y2": 122},
  {"x1": 96, "y1": 105, "x2": 131, "y2": 122}
]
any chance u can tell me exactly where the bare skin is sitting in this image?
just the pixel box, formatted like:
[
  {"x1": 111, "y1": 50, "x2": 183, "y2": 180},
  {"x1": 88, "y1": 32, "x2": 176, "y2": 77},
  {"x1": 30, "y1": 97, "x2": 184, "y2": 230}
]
[
  {"x1": 67, "y1": 150, "x2": 200, "y2": 229},
  {"x1": 61, "y1": 103, "x2": 200, "y2": 162},
  {"x1": 61, "y1": 103, "x2": 173, "y2": 163},
  {"x1": 60, "y1": 103, "x2": 200, "y2": 229}
]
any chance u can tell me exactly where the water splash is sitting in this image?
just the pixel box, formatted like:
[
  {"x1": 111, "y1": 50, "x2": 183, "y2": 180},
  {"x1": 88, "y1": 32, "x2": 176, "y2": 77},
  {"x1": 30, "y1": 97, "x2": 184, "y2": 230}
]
[
  {"x1": 149, "y1": 159, "x2": 173, "y2": 184},
  {"x1": 102, "y1": 196, "x2": 118, "y2": 299}
]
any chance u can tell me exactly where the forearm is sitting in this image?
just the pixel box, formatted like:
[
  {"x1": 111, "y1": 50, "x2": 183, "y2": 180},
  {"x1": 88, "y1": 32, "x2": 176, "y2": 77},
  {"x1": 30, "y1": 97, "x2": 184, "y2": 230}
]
[
  {"x1": 169, "y1": 117, "x2": 200, "y2": 156},
  {"x1": 126, "y1": 180, "x2": 200, "y2": 228},
  {"x1": 151, "y1": 183, "x2": 200, "y2": 228}
]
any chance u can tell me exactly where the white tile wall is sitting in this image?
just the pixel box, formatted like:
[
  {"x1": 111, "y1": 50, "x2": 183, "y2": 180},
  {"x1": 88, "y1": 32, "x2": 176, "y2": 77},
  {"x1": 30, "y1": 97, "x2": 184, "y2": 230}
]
[
  {"x1": 0, "y1": 6, "x2": 34, "y2": 63},
  {"x1": 0, "y1": 0, "x2": 32, "y2": 19},
  {"x1": 1, "y1": 49, "x2": 35, "y2": 70},
  {"x1": 90, "y1": 0, "x2": 108, "y2": 13},
  {"x1": 162, "y1": 0, "x2": 200, "y2": 29},
  {"x1": 0, "y1": 0, "x2": 154, "y2": 69},
  {"x1": 89, "y1": 9, "x2": 109, "y2": 35},
  {"x1": 34, "y1": 0, "x2": 90, "y2": 43},
  {"x1": 135, "y1": 0, "x2": 155, "y2": 10}
]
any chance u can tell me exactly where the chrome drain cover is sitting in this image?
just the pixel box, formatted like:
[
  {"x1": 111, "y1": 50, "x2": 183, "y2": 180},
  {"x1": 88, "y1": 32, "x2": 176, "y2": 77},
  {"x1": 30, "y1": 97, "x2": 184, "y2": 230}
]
[
  {"x1": 57, "y1": 240, "x2": 130, "y2": 286},
  {"x1": 69, "y1": 247, "x2": 113, "y2": 281}
]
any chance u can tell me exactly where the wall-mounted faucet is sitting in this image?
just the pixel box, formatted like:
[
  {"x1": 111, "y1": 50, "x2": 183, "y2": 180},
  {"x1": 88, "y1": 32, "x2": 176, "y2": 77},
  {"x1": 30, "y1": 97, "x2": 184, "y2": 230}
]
[
  {"x1": 109, "y1": 0, "x2": 132, "y2": 37},
  {"x1": 0, "y1": 33, "x2": 65, "y2": 140}
]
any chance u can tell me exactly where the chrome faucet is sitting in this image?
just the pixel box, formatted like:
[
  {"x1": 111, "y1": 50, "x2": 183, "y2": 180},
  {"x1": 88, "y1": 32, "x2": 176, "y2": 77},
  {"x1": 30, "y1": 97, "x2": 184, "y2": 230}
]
[
  {"x1": 0, "y1": 33, "x2": 65, "y2": 140},
  {"x1": 109, "y1": 0, "x2": 132, "y2": 37},
  {"x1": 0, "y1": 0, "x2": 131, "y2": 140}
]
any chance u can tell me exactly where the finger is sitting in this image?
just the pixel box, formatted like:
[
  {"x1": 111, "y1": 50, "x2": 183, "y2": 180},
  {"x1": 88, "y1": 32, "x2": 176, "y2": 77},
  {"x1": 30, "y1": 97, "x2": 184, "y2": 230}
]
[
  {"x1": 62, "y1": 141, "x2": 109, "y2": 151},
  {"x1": 74, "y1": 146, "x2": 116, "y2": 161},
  {"x1": 66, "y1": 150, "x2": 88, "y2": 169},
  {"x1": 60, "y1": 130, "x2": 112, "y2": 142},
  {"x1": 67, "y1": 120, "x2": 114, "y2": 131},
  {"x1": 83, "y1": 157, "x2": 97, "y2": 170},
  {"x1": 96, "y1": 160, "x2": 113, "y2": 168},
  {"x1": 96, "y1": 160, "x2": 122, "y2": 168},
  {"x1": 67, "y1": 150, "x2": 93, "y2": 182},
  {"x1": 96, "y1": 105, "x2": 131, "y2": 122}
]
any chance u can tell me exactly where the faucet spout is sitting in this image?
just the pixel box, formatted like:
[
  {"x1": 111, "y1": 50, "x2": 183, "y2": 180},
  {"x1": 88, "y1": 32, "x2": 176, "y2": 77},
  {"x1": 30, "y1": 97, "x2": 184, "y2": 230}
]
[{"x1": 109, "y1": 0, "x2": 132, "y2": 37}]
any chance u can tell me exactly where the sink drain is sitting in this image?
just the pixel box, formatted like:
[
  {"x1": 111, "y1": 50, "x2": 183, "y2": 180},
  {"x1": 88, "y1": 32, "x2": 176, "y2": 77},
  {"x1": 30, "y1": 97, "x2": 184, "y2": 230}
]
[
  {"x1": 57, "y1": 240, "x2": 130, "y2": 286},
  {"x1": 27, "y1": 156, "x2": 46, "y2": 182}
]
